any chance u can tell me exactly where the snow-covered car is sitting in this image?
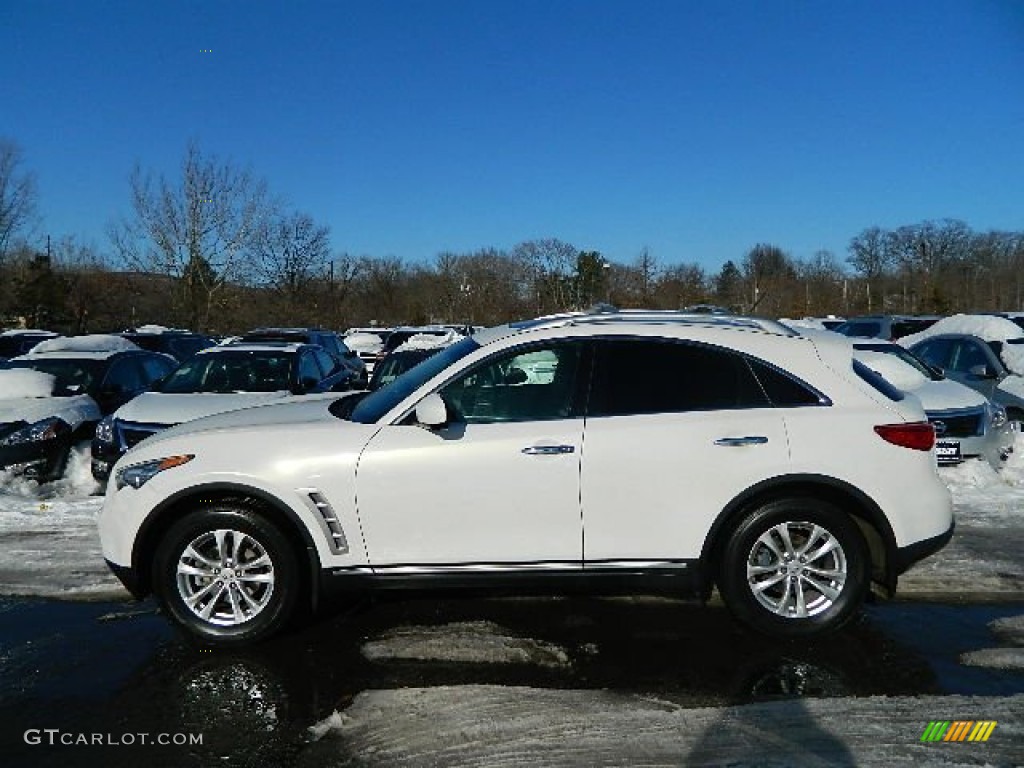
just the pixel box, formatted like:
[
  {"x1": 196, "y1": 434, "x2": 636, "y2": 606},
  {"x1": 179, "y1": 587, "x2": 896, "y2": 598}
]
[
  {"x1": 834, "y1": 315, "x2": 940, "y2": 341},
  {"x1": 0, "y1": 329, "x2": 59, "y2": 362},
  {"x1": 119, "y1": 325, "x2": 215, "y2": 362},
  {"x1": 98, "y1": 311, "x2": 953, "y2": 646},
  {"x1": 1, "y1": 335, "x2": 177, "y2": 480},
  {"x1": 368, "y1": 331, "x2": 462, "y2": 390},
  {"x1": 90, "y1": 342, "x2": 357, "y2": 481},
  {"x1": 852, "y1": 341, "x2": 1013, "y2": 468},
  {"x1": 343, "y1": 331, "x2": 389, "y2": 376},
  {"x1": 235, "y1": 328, "x2": 367, "y2": 387},
  {"x1": 899, "y1": 314, "x2": 1024, "y2": 426}
]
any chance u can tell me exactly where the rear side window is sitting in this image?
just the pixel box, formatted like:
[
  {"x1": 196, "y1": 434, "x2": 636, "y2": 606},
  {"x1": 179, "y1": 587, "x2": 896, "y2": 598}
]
[
  {"x1": 853, "y1": 359, "x2": 905, "y2": 402},
  {"x1": 745, "y1": 358, "x2": 825, "y2": 406},
  {"x1": 588, "y1": 339, "x2": 769, "y2": 416}
]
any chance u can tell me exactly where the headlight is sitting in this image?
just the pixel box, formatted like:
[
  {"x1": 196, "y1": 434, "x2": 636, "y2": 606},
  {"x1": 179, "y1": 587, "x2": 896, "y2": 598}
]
[
  {"x1": 990, "y1": 403, "x2": 1008, "y2": 429},
  {"x1": 115, "y1": 455, "x2": 194, "y2": 490},
  {"x1": 0, "y1": 417, "x2": 69, "y2": 446},
  {"x1": 95, "y1": 415, "x2": 116, "y2": 444}
]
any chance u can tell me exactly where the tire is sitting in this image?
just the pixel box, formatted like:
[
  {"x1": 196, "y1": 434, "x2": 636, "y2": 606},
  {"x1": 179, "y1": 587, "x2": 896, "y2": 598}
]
[
  {"x1": 717, "y1": 498, "x2": 869, "y2": 637},
  {"x1": 153, "y1": 504, "x2": 300, "y2": 646}
]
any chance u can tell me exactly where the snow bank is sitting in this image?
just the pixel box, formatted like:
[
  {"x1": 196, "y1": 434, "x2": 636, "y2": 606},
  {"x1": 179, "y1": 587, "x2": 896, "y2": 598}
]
[
  {"x1": 362, "y1": 621, "x2": 570, "y2": 667},
  {"x1": 898, "y1": 313, "x2": 1024, "y2": 348},
  {"x1": 0, "y1": 369, "x2": 56, "y2": 398},
  {"x1": 29, "y1": 334, "x2": 139, "y2": 355},
  {"x1": 303, "y1": 686, "x2": 1024, "y2": 767}
]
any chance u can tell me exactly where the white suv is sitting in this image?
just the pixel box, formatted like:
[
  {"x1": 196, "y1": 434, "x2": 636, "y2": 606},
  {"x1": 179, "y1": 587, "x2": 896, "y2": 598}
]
[{"x1": 98, "y1": 313, "x2": 953, "y2": 645}]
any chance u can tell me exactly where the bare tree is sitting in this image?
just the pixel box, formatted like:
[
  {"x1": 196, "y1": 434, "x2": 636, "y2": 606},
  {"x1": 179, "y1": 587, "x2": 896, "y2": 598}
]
[
  {"x1": 252, "y1": 211, "x2": 330, "y2": 299},
  {"x1": 0, "y1": 139, "x2": 39, "y2": 261},
  {"x1": 110, "y1": 141, "x2": 271, "y2": 330}
]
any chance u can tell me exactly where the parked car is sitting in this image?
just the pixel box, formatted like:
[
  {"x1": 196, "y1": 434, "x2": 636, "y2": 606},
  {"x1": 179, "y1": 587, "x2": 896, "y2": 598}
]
[
  {"x1": 236, "y1": 327, "x2": 367, "y2": 386},
  {"x1": 98, "y1": 311, "x2": 952, "y2": 646},
  {"x1": 368, "y1": 331, "x2": 461, "y2": 390},
  {"x1": 90, "y1": 342, "x2": 357, "y2": 481},
  {"x1": 852, "y1": 341, "x2": 1013, "y2": 468},
  {"x1": 343, "y1": 330, "x2": 390, "y2": 376},
  {"x1": 1, "y1": 335, "x2": 177, "y2": 480},
  {"x1": 381, "y1": 325, "x2": 469, "y2": 355},
  {"x1": 899, "y1": 315, "x2": 1024, "y2": 426},
  {"x1": 0, "y1": 329, "x2": 59, "y2": 361},
  {"x1": 119, "y1": 325, "x2": 215, "y2": 362},
  {"x1": 833, "y1": 315, "x2": 940, "y2": 341}
]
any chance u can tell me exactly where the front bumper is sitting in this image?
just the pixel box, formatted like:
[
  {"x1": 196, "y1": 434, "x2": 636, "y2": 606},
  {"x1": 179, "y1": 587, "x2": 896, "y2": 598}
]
[
  {"x1": 0, "y1": 437, "x2": 70, "y2": 480},
  {"x1": 91, "y1": 438, "x2": 123, "y2": 481},
  {"x1": 105, "y1": 558, "x2": 147, "y2": 599}
]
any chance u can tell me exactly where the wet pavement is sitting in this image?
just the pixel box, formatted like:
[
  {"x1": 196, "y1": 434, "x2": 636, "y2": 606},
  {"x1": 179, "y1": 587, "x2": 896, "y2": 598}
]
[{"x1": 1, "y1": 594, "x2": 1022, "y2": 767}]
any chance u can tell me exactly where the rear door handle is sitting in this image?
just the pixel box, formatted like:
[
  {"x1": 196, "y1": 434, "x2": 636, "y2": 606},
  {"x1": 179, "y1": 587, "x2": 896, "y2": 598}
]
[
  {"x1": 522, "y1": 445, "x2": 575, "y2": 455},
  {"x1": 714, "y1": 436, "x2": 769, "y2": 447}
]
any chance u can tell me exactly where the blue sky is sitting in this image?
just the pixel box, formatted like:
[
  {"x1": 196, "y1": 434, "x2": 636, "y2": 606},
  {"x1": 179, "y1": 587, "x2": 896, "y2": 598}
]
[{"x1": 2, "y1": 0, "x2": 1023, "y2": 272}]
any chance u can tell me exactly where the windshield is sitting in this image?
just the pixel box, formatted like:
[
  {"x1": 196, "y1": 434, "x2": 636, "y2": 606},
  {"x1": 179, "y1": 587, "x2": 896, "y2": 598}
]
[
  {"x1": 157, "y1": 351, "x2": 295, "y2": 393},
  {"x1": 3, "y1": 358, "x2": 105, "y2": 396},
  {"x1": 369, "y1": 349, "x2": 438, "y2": 390},
  {"x1": 853, "y1": 343, "x2": 941, "y2": 380},
  {"x1": 350, "y1": 336, "x2": 479, "y2": 423}
]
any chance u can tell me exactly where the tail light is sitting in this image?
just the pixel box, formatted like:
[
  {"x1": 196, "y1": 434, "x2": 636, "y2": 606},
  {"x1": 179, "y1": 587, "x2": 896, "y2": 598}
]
[{"x1": 874, "y1": 422, "x2": 935, "y2": 451}]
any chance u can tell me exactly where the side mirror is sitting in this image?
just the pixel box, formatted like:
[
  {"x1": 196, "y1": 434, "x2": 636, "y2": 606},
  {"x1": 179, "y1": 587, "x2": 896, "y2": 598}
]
[
  {"x1": 292, "y1": 375, "x2": 320, "y2": 395},
  {"x1": 969, "y1": 364, "x2": 997, "y2": 379},
  {"x1": 414, "y1": 392, "x2": 448, "y2": 428}
]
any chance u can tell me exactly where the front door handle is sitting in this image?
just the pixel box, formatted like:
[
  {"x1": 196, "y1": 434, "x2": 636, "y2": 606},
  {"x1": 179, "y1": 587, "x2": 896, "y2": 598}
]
[
  {"x1": 714, "y1": 436, "x2": 769, "y2": 447},
  {"x1": 522, "y1": 445, "x2": 575, "y2": 455}
]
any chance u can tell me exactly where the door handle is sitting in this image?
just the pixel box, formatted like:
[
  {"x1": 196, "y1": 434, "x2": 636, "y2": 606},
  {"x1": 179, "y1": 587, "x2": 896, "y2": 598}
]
[
  {"x1": 714, "y1": 436, "x2": 769, "y2": 447},
  {"x1": 521, "y1": 445, "x2": 575, "y2": 455}
]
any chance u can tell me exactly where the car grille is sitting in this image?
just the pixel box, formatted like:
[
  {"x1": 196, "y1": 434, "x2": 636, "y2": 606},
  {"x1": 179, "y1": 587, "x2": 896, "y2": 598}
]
[
  {"x1": 927, "y1": 408, "x2": 985, "y2": 438},
  {"x1": 116, "y1": 421, "x2": 170, "y2": 449}
]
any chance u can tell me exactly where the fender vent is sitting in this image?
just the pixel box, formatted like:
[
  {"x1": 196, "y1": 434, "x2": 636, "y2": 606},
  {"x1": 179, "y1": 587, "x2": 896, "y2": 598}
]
[{"x1": 302, "y1": 490, "x2": 349, "y2": 555}]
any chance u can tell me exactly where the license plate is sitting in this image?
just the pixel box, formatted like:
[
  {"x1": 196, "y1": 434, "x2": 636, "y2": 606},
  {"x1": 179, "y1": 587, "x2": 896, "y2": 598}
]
[{"x1": 935, "y1": 440, "x2": 962, "y2": 463}]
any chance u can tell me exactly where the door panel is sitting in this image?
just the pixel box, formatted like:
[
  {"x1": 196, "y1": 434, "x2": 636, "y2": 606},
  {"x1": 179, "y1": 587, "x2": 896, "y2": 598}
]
[{"x1": 356, "y1": 420, "x2": 583, "y2": 565}]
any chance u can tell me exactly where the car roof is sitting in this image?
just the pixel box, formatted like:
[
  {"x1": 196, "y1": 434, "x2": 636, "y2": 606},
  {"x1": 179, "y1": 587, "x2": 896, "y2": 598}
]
[{"x1": 198, "y1": 341, "x2": 306, "y2": 354}]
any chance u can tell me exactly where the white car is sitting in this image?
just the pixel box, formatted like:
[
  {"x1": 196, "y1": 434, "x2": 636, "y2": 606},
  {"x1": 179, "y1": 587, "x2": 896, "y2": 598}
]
[
  {"x1": 853, "y1": 342, "x2": 1014, "y2": 468},
  {"x1": 98, "y1": 312, "x2": 953, "y2": 645},
  {"x1": 90, "y1": 342, "x2": 353, "y2": 481}
]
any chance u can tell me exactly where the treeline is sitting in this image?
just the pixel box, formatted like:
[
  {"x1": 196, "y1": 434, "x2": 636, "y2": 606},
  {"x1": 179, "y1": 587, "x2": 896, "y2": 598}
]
[{"x1": 1, "y1": 139, "x2": 1022, "y2": 333}]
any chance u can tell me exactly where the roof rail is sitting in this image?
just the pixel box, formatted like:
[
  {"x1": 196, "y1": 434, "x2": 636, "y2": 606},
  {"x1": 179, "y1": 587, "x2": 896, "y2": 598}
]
[{"x1": 524, "y1": 309, "x2": 791, "y2": 334}]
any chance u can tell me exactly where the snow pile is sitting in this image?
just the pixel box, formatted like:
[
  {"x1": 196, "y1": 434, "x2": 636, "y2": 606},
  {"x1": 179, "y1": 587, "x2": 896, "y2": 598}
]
[
  {"x1": 853, "y1": 350, "x2": 928, "y2": 391},
  {"x1": 303, "y1": 686, "x2": 1024, "y2": 766},
  {"x1": 396, "y1": 330, "x2": 462, "y2": 351},
  {"x1": 132, "y1": 324, "x2": 181, "y2": 334},
  {"x1": 362, "y1": 621, "x2": 570, "y2": 667},
  {"x1": 0, "y1": 328, "x2": 56, "y2": 337},
  {"x1": 898, "y1": 313, "x2": 1024, "y2": 348},
  {"x1": 29, "y1": 334, "x2": 139, "y2": 355},
  {"x1": 0, "y1": 369, "x2": 56, "y2": 398}
]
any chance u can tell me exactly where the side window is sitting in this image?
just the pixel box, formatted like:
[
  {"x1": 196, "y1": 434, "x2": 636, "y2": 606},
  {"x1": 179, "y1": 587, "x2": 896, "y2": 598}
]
[
  {"x1": 140, "y1": 355, "x2": 175, "y2": 384},
  {"x1": 297, "y1": 352, "x2": 322, "y2": 384},
  {"x1": 104, "y1": 357, "x2": 146, "y2": 393},
  {"x1": 912, "y1": 338, "x2": 954, "y2": 369},
  {"x1": 950, "y1": 340, "x2": 989, "y2": 373},
  {"x1": 312, "y1": 348, "x2": 336, "y2": 376},
  {"x1": 588, "y1": 340, "x2": 768, "y2": 417},
  {"x1": 440, "y1": 343, "x2": 583, "y2": 424},
  {"x1": 745, "y1": 357, "x2": 824, "y2": 406}
]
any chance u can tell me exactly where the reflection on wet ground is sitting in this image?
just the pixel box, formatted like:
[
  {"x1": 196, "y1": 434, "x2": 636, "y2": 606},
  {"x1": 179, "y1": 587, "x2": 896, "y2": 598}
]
[{"x1": 1, "y1": 595, "x2": 1022, "y2": 767}]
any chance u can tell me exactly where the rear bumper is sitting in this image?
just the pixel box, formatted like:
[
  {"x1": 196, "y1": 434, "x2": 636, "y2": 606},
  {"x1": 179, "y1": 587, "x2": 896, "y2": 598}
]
[{"x1": 894, "y1": 519, "x2": 955, "y2": 575}]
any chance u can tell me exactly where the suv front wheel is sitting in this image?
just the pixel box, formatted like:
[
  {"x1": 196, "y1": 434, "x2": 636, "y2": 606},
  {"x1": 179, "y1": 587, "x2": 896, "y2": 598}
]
[
  {"x1": 717, "y1": 498, "x2": 869, "y2": 637},
  {"x1": 153, "y1": 505, "x2": 300, "y2": 646}
]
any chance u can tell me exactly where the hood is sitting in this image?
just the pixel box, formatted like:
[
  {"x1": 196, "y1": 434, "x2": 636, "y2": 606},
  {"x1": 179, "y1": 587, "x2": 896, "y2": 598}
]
[
  {"x1": 0, "y1": 394, "x2": 100, "y2": 429},
  {"x1": 115, "y1": 391, "x2": 290, "y2": 426},
  {"x1": 136, "y1": 392, "x2": 355, "y2": 449}
]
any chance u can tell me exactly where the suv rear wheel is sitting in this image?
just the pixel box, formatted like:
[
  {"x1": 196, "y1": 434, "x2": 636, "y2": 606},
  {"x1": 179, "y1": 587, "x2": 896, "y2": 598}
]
[
  {"x1": 717, "y1": 498, "x2": 869, "y2": 637},
  {"x1": 153, "y1": 505, "x2": 299, "y2": 646}
]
